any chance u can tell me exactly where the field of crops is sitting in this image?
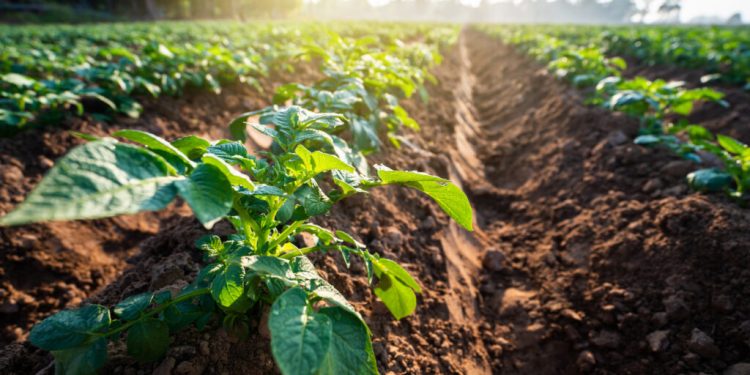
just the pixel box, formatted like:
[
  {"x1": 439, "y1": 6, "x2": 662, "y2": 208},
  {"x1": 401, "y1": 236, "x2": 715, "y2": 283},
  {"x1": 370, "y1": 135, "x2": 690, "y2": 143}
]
[{"x1": 1, "y1": 20, "x2": 749, "y2": 375}]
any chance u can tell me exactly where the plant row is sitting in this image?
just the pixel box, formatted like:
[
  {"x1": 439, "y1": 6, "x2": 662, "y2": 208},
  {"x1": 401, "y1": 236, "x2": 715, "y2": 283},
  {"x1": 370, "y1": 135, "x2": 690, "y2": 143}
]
[
  {"x1": 0, "y1": 25, "x2": 467, "y2": 375},
  {"x1": 489, "y1": 24, "x2": 750, "y2": 88},
  {"x1": 0, "y1": 21, "x2": 456, "y2": 136},
  {"x1": 481, "y1": 26, "x2": 750, "y2": 201}
]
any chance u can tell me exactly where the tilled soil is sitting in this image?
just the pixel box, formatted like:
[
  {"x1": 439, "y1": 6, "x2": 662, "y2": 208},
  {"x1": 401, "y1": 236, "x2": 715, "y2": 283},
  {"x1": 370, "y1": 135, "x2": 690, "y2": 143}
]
[{"x1": 2, "y1": 29, "x2": 750, "y2": 375}]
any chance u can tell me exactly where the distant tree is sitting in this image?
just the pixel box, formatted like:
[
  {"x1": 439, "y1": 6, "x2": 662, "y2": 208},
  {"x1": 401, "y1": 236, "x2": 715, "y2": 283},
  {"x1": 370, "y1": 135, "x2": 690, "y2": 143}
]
[
  {"x1": 727, "y1": 12, "x2": 743, "y2": 25},
  {"x1": 245, "y1": 0, "x2": 302, "y2": 18},
  {"x1": 656, "y1": 0, "x2": 681, "y2": 23}
]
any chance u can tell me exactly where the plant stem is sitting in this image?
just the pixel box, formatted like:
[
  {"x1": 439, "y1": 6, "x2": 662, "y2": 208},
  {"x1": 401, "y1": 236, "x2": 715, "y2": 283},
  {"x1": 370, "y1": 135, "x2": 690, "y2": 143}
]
[
  {"x1": 280, "y1": 245, "x2": 339, "y2": 260},
  {"x1": 267, "y1": 221, "x2": 303, "y2": 254},
  {"x1": 103, "y1": 287, "x2": 210, "y2": 337}
]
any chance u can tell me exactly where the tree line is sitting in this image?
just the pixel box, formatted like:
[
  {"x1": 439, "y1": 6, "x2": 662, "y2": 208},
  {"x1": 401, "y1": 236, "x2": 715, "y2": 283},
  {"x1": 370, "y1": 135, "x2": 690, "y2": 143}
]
[{"x1": 2, "y1": 0, "x2": 688, "y2": 24}]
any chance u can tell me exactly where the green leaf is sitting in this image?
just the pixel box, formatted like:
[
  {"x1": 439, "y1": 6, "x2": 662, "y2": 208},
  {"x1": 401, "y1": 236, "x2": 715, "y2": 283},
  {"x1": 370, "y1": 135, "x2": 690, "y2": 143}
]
[
  {"x1": 375, "y1": 166, "x2": 473, "y2": 231},
  {"x1": 317, "y1": 307, "x2": 378, "y2": 375},
  {"x1": 375, "y1": 258, "x2": 422, "y2": 293},
  {"x1": 687, "y1": 168, "x2": 733, "y2": 192},
  {"x1": 717, "y1": 135, "x2": 748, "y2": 155},
  {"x1": 114, "y1": 293, "x2": 153, "y2": 321},
  {"x1": 634, "y1": 135, "x2": 662, "y2": 146},
  {"x1": 211, "y1": 262, "x2": 245, "y2": 308},
  {"x1": 372, "y1": 271, "x2": 416, "y2": 320},
  {"x1": 310, "y1": 280, "x2": 360, "y2": 320},
  {"x1": 29, "y1": 305, "x2": 110, "y2": 351},
  {"x1": 176, "y1": 163, "x2": 233, "y2": 229},
  {"x1": 269, "y1": 287, "x2": 332, "y2": 375},
  {"x1": 52, "y1": 338, "x2": 107, "y2": 375},
  {"x1": 241, "y1": 256, "x2": 295, "y2": 279},
  {"x1": 113, "y1": 129, "x2": 195, "y2": 170},
  {"x1": 127, "y1": 318, "x2": 170, "y2": 363},
  {"x1": 207, "y1": 142, "x2": 248, "y2": 162},
  {"x1": 2, "y1": 73, "x2": 36, "y2": 87},
  {"x1": 295, "y1": 145, "x2": 355, "y2": 175},
  {"x1": 202, "y1": 154, "x2": 255, "y2": 190},
  {"x1": 294, "y1": 184, "x2": 332, "y2": 217},
  {"x1": 0, "y1": 139, "x2": 181, "y2": 226},
  {"x1": 163, "y1": 300, "x2": 203, "y2": 332},
  {"x1": 172, "y1": 135, "x2": 211, "y2": 159}
]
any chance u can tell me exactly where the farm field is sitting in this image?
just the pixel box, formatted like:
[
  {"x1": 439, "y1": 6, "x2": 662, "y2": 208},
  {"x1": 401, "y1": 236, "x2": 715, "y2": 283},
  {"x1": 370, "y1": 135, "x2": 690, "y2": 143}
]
[{"x1": 1, "y1": 19, "x2": 750, "y2": 375}]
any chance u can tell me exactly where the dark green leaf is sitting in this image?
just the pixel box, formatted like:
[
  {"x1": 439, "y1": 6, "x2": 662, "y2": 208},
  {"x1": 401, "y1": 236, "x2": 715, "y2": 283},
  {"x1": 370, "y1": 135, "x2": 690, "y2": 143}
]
[
  {"x1": 52, "y1": 337, "x2": 107, "y2": 375},
  {"x1": 29, "y1": 305, "x2": 110, "y2": 351},
  {"x1": 127, "y1": 318, "x2": 170, "y2": 363},
  {"x1": 317, "y1": 307, "x2": 378, "y2": 375},
  {"x1": 269, "y1": 287, "x2": 332, "y2": 375},
  {"x1": 176, "y1": 163, "x2": 233, "y2": 229},
  {"x1": 114, "y1": 293, "x2": 153, "y2": 321},
  {"x1": 211, "y1": 262, "x2": 245, "y2": 308}
]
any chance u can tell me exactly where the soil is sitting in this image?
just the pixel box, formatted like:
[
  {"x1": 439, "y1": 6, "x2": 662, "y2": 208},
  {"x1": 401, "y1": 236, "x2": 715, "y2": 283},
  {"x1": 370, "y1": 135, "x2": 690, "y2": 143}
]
[{"x1": 2, "y1": 28, "x2": 750, "y2": 375}]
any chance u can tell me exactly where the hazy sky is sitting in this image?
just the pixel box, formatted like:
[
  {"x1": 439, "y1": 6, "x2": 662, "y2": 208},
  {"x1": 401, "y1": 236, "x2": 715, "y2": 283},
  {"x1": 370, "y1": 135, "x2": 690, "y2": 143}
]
[
  {"x1": 358, "y1": 0, "x2": 750, "y2": 22},
  {"x1": 676, "y1": 0, "x2": 749, "y2": 21},
  {"x1": 367, "y1": 0, "x2": 750, "y2": 21}
]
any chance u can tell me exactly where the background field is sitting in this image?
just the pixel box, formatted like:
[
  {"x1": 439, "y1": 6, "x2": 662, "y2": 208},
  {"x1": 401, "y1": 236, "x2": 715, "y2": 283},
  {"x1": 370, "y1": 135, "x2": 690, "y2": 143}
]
[{"x1": 1, "y1": 1, "x2": 750, "y2": 375}]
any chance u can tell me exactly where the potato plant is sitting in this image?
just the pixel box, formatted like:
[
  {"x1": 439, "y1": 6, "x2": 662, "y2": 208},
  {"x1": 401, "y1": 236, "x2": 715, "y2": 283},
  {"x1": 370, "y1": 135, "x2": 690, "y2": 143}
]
[
  {"x1": 0, "y1": 22, "x2": 458, "y2": 136},
  {"x1": 0, "y1": 105, "x2": 472, "y2": 375}
]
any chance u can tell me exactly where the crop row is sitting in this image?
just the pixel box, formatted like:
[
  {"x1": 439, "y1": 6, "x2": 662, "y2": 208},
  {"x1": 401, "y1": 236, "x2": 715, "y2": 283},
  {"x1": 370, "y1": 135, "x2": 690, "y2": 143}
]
[
  {"x1": 493, "y1": 25, "x2": 750, "y2": 88},
  {"x1": 0, "y1": 23, "x2": 467, "y2": 375},
  {"x1": 481, "y1": 25, "x2": 750, "y2": 201},
  {"x1": 0, "y1": 21, "x2": 456, "y2": 137}
]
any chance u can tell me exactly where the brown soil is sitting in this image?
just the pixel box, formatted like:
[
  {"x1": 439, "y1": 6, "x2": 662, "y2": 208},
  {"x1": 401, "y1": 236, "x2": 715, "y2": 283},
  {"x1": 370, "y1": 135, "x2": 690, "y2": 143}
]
[{"x1": 2, "y1": 29, "x2": 750, "y2": 375}]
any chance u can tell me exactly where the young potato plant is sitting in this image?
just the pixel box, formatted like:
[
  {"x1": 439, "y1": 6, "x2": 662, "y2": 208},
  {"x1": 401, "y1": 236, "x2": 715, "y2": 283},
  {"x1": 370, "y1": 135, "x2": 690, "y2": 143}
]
[
  {"x1": 683, "y1": 131, "x2": 750, "y2": 199},
  {"x1": 264, "y1": 33, "x2": 439, "y2": 153},
  {"x1": 0, "y1": 106, "x2": 473, "y2": 375},
  {"x1": 595, "y1": 76, "x2": 727, "y2": 134}
]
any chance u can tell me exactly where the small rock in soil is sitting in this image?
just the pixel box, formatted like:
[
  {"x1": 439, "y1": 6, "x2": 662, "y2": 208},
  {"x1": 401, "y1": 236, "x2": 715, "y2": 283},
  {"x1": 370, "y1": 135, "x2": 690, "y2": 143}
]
[
  {"x1": 577, "y1": 350, "x2": 596, "y2": 372},
  {"x1": 420, "y1": 216, "x2": 437, "y2": 230},
  {"x1": 0, "y1": 300, "x2": 20, "y2": 314},
  {"x1": 607, "y1": 130, "x2": 629, "y2": 147},
  {"x1": 688, "y1": 328, "x2": 720, "y2": 358},
  {"x1": 591, "y1": 330, "x2": 621, "y2": 349},
  {"x1": 561, "y1": 309, "x2": 583, "y2": 322},
  {"x1": 153, "y1": 357, "x2": 176, "y2": 375},
  {"x1": 663, "y1": 295, "x2": 690, "y2": 320},
  {"x1": 482, "y1": 250, "x2": 507, "y2": 272},
  {"x1": 174, "y1": 360, "x2": 201, "y2": 375},
  {"x1": 652, "y1": 312, "x2": 669, "y2": 327},
  {"x1": 199, "y1": 341, "x2": 210, "y2": 356},
  {"x1": 724, "y1": 363, "x2": 750, "y2": 375},
  {"x1": 382, "y1": 227, "x2": 404, "y2": 248},
  {"x1": 38, "y1": 156, "x2": 54, "y2": 169},
  {"x1": 660, "y1": 160, "x2": 695, "y2": 178},
  {"x1": 683, "y1": 352, "x2": 701, "y2": 367},
  {"x1": 712, "y1": 295, "x2": 734, "y2": 313},
  {"x1": 643, "y1": 178, "x2": 663, "y2": 193},
  {"x1": 0, "y1": 165, "x2": 23, "y2": 184},
  {"x1": 646, "y1": 330, "x2": 670, "y2": 352}
]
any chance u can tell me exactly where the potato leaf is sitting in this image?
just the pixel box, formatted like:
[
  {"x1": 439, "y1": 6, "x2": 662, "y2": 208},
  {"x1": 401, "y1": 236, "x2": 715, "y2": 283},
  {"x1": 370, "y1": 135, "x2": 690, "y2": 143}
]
[
  {"x1": 126, "y1": 318, "x2": 170, "y2": 363},
  {"x1": 269, "y1": 287, "x2": 332, "y2": 375},
  {"x1": 0, "y1": 139, "x2": 181, "y2": 226},
  {"x1": 176, "y1": 163, "x2": 233, "y2": 229},
  {"x1": 29, "y1": 305, "x2": 110, "y2": 351},
  {"x1": 375, "y1": 166, "x2": 473, "y2": 231},
  {"x1": 317, "y1": 307, "x2": 378, "y2": 375}
]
